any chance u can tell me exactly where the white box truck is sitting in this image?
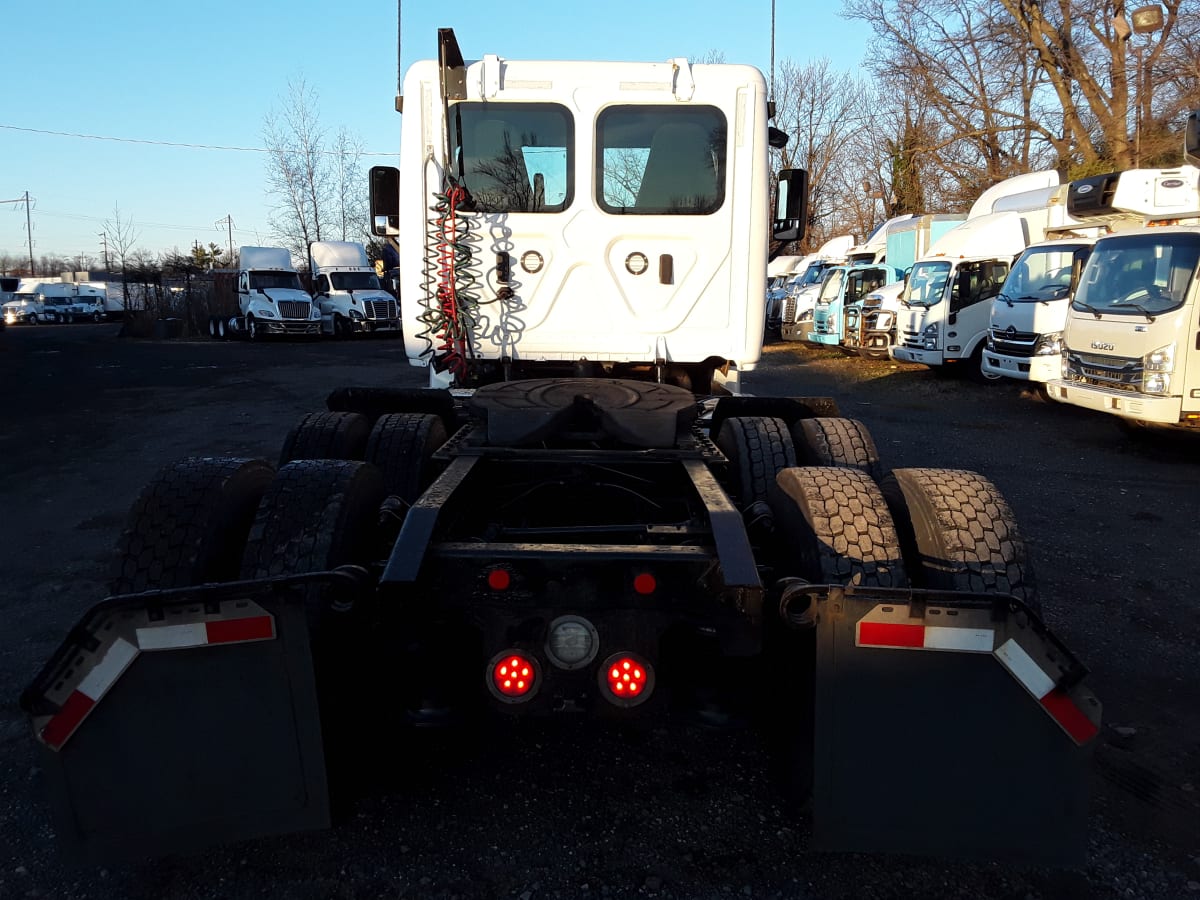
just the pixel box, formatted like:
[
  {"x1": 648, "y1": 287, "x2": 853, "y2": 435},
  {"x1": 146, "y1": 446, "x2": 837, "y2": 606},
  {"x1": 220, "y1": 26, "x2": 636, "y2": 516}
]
[
  {"x1": 1046, "y1": 121, "x2": 1200, "y2": 430},
  {"x1": 890, "y1": 173, "x2": 1075, "y2": 379},
  {"x1": 984, "y1": 164, "x2": 1199, "y2": 385},
  {"x1": 308, "y1": 241, "x2": 400, "y2": 336}
]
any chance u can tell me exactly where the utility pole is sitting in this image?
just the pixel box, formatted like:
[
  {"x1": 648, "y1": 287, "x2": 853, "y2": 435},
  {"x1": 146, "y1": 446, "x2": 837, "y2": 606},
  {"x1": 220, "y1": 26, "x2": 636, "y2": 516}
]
[
  {"x1": 0, "y1": 192, "x2": 36, "y2": 275},
  {"x1": 98, "y1": 232, "x2": 110, "y2": 272},
  {"x1": 24, "y1": 191, "x2": 34, "y2": 277},
  {"x1": 216, "y1": 214, "x2": 234, "y2": 264}
]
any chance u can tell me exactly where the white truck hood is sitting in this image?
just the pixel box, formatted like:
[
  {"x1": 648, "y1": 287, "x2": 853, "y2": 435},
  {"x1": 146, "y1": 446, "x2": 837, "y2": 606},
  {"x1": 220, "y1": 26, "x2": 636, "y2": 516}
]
[{"x1": 990, "y1": 297, "x2": 1068, "y2": 334}]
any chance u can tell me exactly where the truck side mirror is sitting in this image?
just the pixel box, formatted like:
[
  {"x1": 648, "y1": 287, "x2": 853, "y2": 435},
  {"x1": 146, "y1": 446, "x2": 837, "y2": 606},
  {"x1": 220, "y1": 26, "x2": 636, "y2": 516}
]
[
  {"x1": 1185, "y1": 109, "x2": 1200, "y2": 168},
  {"x1": 773, "y1": 169, "x2": 808, "y2": 243},
  {"x1": 369, "y1": 166, "x2": 401, "y2": 237}
]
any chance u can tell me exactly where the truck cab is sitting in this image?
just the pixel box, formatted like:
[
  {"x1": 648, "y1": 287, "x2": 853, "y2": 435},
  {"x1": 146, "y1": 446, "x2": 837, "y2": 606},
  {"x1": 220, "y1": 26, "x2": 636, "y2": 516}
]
[
  {"x1": 3, "y1": 292, "x2": 42, "y2": 325},
  {"x1": 236, "y1": 246, "x2": 323, "y2": 340},
  {"x1": 890, "y1": 212, "x2": 1023, "y2": 377},
  {"x1": 778, "y1": 236, "x2": 854, "y2": 342},
  {"x1": 982, "y1": 238, "x2": 1095, "y2": 383},
  {"x1": 1047, "y1": 225, "x2": 1200, "y2": 428},
  {"x1": 309, "y1": 241, "x2": 400, "y2": 336},
  {"x1": 809, "y1": 263, "x2": 903, "y2": 349}
]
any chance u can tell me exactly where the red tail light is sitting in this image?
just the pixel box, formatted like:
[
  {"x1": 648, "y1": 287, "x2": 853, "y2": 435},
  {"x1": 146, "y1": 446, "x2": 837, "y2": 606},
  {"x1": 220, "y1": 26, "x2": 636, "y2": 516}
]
[
  {"x1": 488, "y1": 650, "x2": 540, "y2": 703},
  {"x1": 600, "y1": 652, "x2": 654, "y2": 707},
  {"x1": 633, "y1": 573, "x2": 656, "y2": 595},
  {"x1": 487, "y1": 568, "x2": 511, "y2": 590}
]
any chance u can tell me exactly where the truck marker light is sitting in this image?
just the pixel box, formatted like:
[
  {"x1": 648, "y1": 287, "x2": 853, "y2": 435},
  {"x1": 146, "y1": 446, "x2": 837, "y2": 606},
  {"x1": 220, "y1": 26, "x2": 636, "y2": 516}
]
[
  {"x1": 488, "y1": 651, "x2": 540, "y2": 702},
  {"x1": 633, "y1": 573, "x2": 656, "y2": 595},
  {"x1": 487, "y1": 568, "x2": 511, "y2": 590},
  {"x1": 600, "y1": 653, "x2": 654, "y2": 707}
]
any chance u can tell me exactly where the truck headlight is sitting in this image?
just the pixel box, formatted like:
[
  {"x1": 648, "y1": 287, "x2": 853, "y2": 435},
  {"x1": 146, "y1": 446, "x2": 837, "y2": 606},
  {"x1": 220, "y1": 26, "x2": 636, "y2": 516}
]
[
  {"x1": 797, "y1": 309, "x2": 813, "y2": 323},
  {"x1": 349, "y1": 309, "x2": 364, "y2": 320},
  {"x1": 1034, "y1": 331, "x2": 1063, "y2": 356},
  {"x1": 1143, "y1": 373, "x2": 1171, "y2": 394},
  {"x1": 1143, "y1": 343, "x2": 1175, "y2": 373},
  {"x1": 311, "y1": 307, "x2": 322, "y2": 319},
  {"x1": 258, "y1": 309, "x2": 276, "y2": 318}
]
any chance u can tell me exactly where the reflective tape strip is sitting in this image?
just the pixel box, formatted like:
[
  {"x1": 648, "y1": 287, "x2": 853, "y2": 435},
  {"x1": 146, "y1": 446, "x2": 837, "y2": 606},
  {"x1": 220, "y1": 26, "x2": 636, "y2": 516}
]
[
  {"x1": 857, "y1": 621, "x2": 994, "y2": 653},
  {"x1": 995, "y1": 638, "x2": 1056, "y2": 698},
  {"x1": 41, "y1": 637, "x2": 137, "y2": 750},
  {"x1": 136, "y1": 615, "x2": 275, "y2": 650},
  {"x1": 996, "y1": 638, "x2": 1099, "y2": 744}
]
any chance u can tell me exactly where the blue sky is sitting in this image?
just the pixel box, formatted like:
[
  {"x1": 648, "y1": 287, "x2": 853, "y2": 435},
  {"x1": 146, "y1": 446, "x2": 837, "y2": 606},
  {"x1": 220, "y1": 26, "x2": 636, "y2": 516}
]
[{"x1": 0, "y1": 1, "x2": 870, "y2": 266}]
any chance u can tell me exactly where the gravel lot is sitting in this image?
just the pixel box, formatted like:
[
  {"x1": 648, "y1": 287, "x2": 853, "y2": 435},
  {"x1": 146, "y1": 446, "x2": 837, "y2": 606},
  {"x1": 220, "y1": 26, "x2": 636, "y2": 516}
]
[{"x1": 1, "y1": 325, "x2": 1197, "y2": 900}]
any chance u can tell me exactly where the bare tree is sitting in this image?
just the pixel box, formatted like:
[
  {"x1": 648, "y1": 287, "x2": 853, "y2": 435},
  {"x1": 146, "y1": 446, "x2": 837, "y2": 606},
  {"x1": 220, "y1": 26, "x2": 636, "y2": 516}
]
[
  {"x1": 846, "y1": 0, "x2": 1200, "y2": 175},
  {"x1": 263, "y1": 77, "x2": 331, "y2": 258},
  {"x1": 771, "y1": 58, "x2": 871, "y2": 250},
  {"x1": 102, "y1": 205, "x2": 141, "y2": 310},
  {"x1": 330, "y1": 128, "x2": 367, "y2": 242}
]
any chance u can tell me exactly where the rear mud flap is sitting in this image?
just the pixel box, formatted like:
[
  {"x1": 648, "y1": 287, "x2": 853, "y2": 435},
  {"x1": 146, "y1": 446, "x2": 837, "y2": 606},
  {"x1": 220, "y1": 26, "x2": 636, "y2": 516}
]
[
  {"x1": 810, "y1": 586, "x2": 1100, "y2": 866},
  {"x1": 21, "y1": 580, "x2": 330, "y2": 860}
]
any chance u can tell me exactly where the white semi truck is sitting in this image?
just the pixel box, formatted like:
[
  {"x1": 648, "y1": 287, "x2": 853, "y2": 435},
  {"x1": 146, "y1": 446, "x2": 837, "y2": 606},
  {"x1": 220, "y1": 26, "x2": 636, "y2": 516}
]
[
  {"x1": 1045, "y1": 122, "x2": 1200, "y2": 429},
  {"x1": 890, "y1": 173, "x2": 1075, "y2": 378},
  {"x1": 309, "y1": 241, "x2": 401, "y2": 336},
  {"x1": 22, "y1": 27, "x2": 1098, "y2": 867},
  {"x1": 210, "y1": 246, "x2": 322, "y2": 339}
]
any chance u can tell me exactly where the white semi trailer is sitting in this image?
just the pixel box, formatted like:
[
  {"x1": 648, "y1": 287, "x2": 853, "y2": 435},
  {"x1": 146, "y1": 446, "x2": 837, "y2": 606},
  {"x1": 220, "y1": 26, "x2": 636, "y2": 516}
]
[{"x1": 22, "y1": 27, "x2": 1098, "y2": 869}]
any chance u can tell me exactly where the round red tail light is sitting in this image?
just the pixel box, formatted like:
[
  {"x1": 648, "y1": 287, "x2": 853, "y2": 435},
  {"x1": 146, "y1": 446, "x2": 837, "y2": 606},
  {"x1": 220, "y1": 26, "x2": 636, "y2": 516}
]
[
  {"x1": 600, "y1": 652, "x2": 654, "y2": 707},
  {"x1": 488, "y1": 650, "x2": 540, "y2": 703}
]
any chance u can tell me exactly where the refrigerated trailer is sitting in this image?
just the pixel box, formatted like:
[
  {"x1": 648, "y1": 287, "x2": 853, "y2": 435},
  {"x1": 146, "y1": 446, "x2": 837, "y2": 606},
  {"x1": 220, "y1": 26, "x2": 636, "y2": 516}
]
[{"x1": 21, "y1": 26, "x2": 1099, "y2": 866}]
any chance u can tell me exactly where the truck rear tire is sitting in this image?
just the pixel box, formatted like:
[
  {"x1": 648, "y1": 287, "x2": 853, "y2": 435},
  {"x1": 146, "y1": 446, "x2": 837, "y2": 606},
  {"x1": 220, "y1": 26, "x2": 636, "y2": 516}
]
[
  {"x1": 279, "y1": 411, "x2": 372, "y2": 466},
  {"x1": 109, "y1": 457, "x2": 275, "y2": 595},
  {"x1": 770, "y1": 466, "x2": 908, "y2": 587},
  {"x1": 240, "y1": 460, "x2": 386, "y2": 635},
  {"x1": 365, "y1": 413, "x2": 448, "y2": 503},
  {"x1": 881, "y1": 467, "x2": 1038, "y2": 609},
  {"x1": 715, "y1": 416, "x2": 796, "y2": 508},
  {"x1": 792, "y1": 417, "x2": 883, "y2": 481}
]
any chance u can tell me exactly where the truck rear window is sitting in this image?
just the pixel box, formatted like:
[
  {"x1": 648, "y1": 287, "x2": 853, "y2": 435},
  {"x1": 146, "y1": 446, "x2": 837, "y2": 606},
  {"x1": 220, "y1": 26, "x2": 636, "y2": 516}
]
[
  {"x1": 449, "y1": 103, "x2": 573, "y2": 213},
  {"x1": 597, "y1": 106, "x2": 726, "y2": 215}
]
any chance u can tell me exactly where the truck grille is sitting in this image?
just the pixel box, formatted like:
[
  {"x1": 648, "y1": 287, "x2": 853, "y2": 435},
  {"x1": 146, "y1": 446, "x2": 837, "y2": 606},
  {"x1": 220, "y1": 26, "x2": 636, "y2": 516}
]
[
  {"x1": 1063, "y1": 350, "x2": 1142, "y2": 391},
  {"x1": 277, "y1": 301, "x2": 311, "y2": 320},
  {"x1": 782, "y1": 297, "x2": 796, "y2": 323},
  {"x1": 989, "y1": 327, "x2": 1038, "y2": 358},
  {"x1": 900, "y1": 327, "x2": 922, "y2": 350},
  {"x1": 365, "y1": 299, "x2": 398, "y2": 320}
]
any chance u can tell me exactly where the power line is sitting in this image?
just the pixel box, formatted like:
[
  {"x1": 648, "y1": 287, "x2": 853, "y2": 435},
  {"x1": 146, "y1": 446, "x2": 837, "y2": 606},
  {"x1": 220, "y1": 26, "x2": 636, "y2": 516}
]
[{"x1": 0, "y1": 123, "x2": 397, "y2": 157}]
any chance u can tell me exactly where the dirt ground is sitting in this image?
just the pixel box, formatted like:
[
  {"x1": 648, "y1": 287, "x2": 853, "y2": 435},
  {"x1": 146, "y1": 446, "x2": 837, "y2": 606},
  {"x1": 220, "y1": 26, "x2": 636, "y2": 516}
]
[{"x1": 1, "y1": 324, "x2": 1197, "y2": 900}]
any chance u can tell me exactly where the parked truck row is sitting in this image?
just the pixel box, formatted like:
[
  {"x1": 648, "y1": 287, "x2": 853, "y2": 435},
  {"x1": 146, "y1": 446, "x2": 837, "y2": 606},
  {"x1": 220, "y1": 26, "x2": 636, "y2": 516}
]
[
  {"x1": 778, "y1": 131, "x2": 1200, "y2": 427},
  {"x1": 2, "y1": 279, "x2": 113, "y2": 326},
  {"x1": 205, "y1": 242, "x2": 401, "y2": 341}
]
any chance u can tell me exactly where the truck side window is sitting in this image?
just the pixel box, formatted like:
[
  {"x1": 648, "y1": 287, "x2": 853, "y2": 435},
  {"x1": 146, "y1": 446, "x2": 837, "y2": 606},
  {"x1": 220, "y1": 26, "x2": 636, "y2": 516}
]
[
  {"x1": 317, "y1": 275, "x2": 330, "y2": 294},
  {"x1": 450, "y1": 102, "x2": 573, "y2": 213},
  {"x1": 597, "y1": 106, "x2": 726, "y2": 215}
]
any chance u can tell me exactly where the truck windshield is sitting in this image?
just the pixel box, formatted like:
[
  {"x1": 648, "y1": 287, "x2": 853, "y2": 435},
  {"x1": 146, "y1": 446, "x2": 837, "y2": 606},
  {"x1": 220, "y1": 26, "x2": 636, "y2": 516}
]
[
  {"x1": 902, "y1": 261, "x2": 951, "y2": 307},
  {"x1": 249, "y1": 272, "x2": 304, "y2": 291},
  {"x1": 1005, "y1": 245, "x2": 1090, "y2": 301},
  {"x1": 1073, "y1": 232, "x2": 1200, "y2": 316},
  {"x1": 450, "y1": 102, "x2": 572, "y2": 213},
  {"x1": 817, "y1": 269, "x2": 845, "y2": 304},
  {"x1": 597, "y1": 105, "x2": 726, "y2": 215},
  {"x1": 330, "y1": 272, "x2": 381, "y2": 291}
]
